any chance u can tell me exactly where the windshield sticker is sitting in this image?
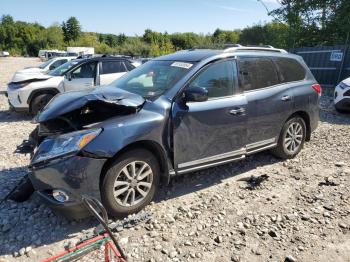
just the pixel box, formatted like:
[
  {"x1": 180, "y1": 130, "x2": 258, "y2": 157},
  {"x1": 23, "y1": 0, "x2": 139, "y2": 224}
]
[{"x1": 171, "y1": 62, "x2": 193, "y2": 69}]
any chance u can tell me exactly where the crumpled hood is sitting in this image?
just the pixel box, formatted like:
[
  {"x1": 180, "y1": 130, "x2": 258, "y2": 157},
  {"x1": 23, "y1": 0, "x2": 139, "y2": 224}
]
[
  {"x1": 35, "y1": 85, "x2": 145, "y2": 123},
  {"x1": 11, "y1": 71, "x2": 52, "y2": 83},
  {"x1": 17, "y1": 67, "x2": 45, "y2": 74}
]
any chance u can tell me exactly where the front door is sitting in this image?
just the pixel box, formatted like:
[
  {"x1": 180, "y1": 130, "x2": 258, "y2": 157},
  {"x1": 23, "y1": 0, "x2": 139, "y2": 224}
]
[
  {"x1": 64, "y1": 61, "x2": 97, "y2": 92},
  {"x1": 172, "y1": 59, "x2": 247, "y2": 173}
]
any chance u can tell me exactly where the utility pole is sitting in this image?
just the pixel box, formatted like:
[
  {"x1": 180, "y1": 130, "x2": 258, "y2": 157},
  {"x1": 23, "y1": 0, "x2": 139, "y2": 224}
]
[{"x1": 286, "y1": 0, "x2": 292, "y2": 48}]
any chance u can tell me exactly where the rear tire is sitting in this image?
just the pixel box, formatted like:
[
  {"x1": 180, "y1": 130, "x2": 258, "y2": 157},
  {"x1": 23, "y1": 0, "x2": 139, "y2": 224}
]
[
  {"x1": 101, "y1": 149, "x2": 160, "y2": 218},
  {"x1": 30, "y1": 93, "x2": 54, "y2": 115},
  {"x1": 271, "y1": 116, "x2": 306, "y2": 159}
]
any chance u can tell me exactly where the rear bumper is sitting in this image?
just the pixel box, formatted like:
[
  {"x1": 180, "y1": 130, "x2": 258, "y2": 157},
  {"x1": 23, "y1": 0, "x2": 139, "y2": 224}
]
[
  {"x1": 308, "y1": 103, "x2": 319, "y2": 134},
  {"x1": 29, "y1": 155, "x2": 107, "y2": 219}
]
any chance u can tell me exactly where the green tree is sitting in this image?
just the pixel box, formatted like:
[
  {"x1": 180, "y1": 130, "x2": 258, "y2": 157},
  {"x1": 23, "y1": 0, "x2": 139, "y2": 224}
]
[
  {"x1": 62, "y1": 17, "x2": 81, "y2": 43},
  {"x1": 46, "y1": 24, "x2": 64, "y2": 49}
]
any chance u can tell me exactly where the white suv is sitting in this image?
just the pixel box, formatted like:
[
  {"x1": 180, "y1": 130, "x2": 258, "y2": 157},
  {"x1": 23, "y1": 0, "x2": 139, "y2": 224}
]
[
  {"x1": 334, "y1": 77, "x2": 350, "y2": 112},
  {"x1": 16, "y1": 57, "x2": 77, "y2": 75},
  {"x1": 7, "y1": 57, "x2": 135, "y2": 115}
]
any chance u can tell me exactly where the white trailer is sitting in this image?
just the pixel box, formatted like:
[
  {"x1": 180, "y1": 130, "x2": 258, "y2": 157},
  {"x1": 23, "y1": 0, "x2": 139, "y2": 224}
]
[{"x1": 66, "y1": 47, "x2": 95, "y2": 56}]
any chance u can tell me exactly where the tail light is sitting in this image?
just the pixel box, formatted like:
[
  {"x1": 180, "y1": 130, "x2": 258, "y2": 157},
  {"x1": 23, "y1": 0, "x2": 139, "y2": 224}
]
[{"x1": 312, "y1": 84, "x2": 322, "y2": 96}]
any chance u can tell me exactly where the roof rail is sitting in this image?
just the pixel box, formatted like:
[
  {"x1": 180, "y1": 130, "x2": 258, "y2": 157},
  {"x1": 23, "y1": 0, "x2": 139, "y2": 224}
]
[{"x1": 224, "y1": 45, "x2": 288, "y2": 54}]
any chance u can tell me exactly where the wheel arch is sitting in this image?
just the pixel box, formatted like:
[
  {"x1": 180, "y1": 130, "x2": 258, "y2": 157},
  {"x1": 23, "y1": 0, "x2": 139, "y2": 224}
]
[
  {"x1": 287, "y1": 111, "x2": 311, "y2": 141},
  {"x1": 27, "y1": 87, "x2": 60, "y2": 111},
  {"x1": 100, "y1": 140, "x2": 170, "y2": 190}
]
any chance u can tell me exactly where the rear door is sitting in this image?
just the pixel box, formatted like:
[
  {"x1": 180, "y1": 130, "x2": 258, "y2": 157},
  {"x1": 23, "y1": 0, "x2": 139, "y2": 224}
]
[
  {"x1": 63, "y1": 61, "x2": 97, "y2": 91},
  {"x1": 99, "y1": 60, "x2": 128, "y2": 85},
  {"x1": 237, "y1": 56, "x2": 293, "y2": 153},
  {"x1": 172, "y1": 59, "x2": 247, "y2": 173}
]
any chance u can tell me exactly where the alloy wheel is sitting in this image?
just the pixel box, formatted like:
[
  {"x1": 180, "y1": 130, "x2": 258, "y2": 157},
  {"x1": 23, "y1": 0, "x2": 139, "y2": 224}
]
[
  {"x1": 284, "y1": 122, "x2": 303, "y2": 154},
  {"x1": 113, "y1": 161, "x2": 153, "y2": 207}
]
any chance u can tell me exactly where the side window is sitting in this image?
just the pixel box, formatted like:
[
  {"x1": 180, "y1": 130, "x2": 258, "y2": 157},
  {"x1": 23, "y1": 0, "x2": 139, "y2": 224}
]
[
  {"x1": 238, "y1": 57, "x2": 279, "y2": 91},
  {"x1": 50, "y1": 59, "x2": 67, "y2": 70},
  {"x1": 274, "y1": 57, "x2": 306, "y2": 83},
  {"x1": 101, "y1": 61, "x2": 125, "y2": 74},
  {"x1": 124, "y1": 61, "x2": 135, "y2": 71},
  {"x1": 71, "y1": 62, "x2": 97, "y2": 79},
  {"x1": 190, "y1": 60, "x2": 237, "y2": 99}
]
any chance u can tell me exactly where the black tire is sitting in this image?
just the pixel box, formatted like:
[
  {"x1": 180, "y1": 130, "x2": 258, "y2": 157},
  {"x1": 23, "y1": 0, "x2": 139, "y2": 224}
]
[
  {"x1": 101, "y1": 149, "x2": 160, "y2": 218},
  {"x1": 335, "y1": 105, "x2": 350, "y2": 114},
  {"x1": 271, "y1": 116, "x2": 306, "y2": 159},
  {"x1": 30, "y1": 93, "x2": 54, "y2": 115}
]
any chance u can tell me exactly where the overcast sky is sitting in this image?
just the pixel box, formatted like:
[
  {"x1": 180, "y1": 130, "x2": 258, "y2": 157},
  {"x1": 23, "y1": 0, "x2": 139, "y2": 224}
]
[{"x1": 0, "y1": 0, "x2": 281, "y2": 35}]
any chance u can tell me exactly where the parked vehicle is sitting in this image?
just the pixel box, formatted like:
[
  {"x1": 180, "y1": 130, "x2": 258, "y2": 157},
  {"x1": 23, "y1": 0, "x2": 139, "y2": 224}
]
[
  {"x1": 16, "y1": 57, "x2": 77, "y2": 76},
  {"x1": 62, "y1": 56, "x2": 134, "y2": 92},
  {"x1": 67, "y1": 47, "x2": 94, "y2": 56},
  {"x1": 38, "y1": 50, "x2": 66, "y2": 61},
  {"x1": 0, "y1": 51, "x2": 10, "y2": 57},
  {"x1": 7, "y1": 56, "x2": 135, "y2": 114},
  {"x1": 21, "y1": 47, "x2": 320, "y2": 219},
  {"x1": 334, "y1": 77, "x2": 350, "y2": 112}
]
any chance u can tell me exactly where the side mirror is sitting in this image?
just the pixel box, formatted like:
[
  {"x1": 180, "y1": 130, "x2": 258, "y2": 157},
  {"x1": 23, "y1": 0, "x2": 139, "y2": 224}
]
[
  {"x1": 184, "y1": 86, "x2": 208, "y2": 102},
  {"x1": 65, "y1": 72, "x2": 72, "y2": 81},
  {"x1": 49, "y1": 65, "x2": 56, "y2": 70}
]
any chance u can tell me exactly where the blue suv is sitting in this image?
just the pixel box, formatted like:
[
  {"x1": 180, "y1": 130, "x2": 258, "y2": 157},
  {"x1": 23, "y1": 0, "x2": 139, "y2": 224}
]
[{"x1": 23, "y1": 46, "x2": 320, "y2": 218}]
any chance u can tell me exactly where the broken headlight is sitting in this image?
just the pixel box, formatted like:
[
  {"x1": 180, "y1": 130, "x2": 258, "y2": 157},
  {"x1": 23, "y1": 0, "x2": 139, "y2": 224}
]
[
  {"x1": 31, "y1": 128, "x2": 102, "y2": 164},
  {"x1": 8, "y1": 82, "x2": 30, "y2": 90}
]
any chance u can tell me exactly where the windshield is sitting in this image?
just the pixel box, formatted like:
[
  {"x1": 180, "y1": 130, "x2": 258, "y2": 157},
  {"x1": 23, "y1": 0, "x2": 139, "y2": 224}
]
[
  {"x1": 48, "y1": 60, "x2": 79, "y2": 76},
  {"x1": 38, "y1": 59, "x2": 53, "y2": 69},
  {"x1": 112, "y1": 60, "x2": 194, "y2": 99}
]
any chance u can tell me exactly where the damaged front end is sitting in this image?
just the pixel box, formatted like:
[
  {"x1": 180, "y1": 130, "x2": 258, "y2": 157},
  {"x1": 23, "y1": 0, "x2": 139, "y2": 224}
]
[
  {"x1": 13, "y1": 87, "x2": 145, "y2": 214},
  {"x1": 16, "y1": 86, "x2": 145, "y2": 156}
]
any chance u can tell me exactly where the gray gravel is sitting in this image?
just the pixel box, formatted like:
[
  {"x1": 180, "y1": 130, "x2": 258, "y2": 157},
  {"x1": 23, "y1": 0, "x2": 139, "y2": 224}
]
[{"x1": 0, "y1": 57, "x2": 349, "y2": 262}]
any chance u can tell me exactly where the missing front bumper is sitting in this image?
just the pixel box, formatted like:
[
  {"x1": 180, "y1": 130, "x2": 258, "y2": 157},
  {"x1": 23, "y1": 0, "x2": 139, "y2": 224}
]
[{"x1": 29, "y1": 155, "x2": 107, "y2": 219}]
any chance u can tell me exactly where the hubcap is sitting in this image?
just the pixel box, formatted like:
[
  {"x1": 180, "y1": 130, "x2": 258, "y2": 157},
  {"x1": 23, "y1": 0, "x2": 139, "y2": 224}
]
[
  {"x1": 113, "y1": 161, "x2": 153, "y2": 207},
  {"x1": 284, "y1": 122, "x2": 303, "y2": 154}
]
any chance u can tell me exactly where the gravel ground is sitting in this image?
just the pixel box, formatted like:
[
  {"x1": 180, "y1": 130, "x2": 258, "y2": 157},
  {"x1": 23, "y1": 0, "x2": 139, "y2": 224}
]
[{"x1": 0, "y1": 57, "x2": 349, "y2": 262}]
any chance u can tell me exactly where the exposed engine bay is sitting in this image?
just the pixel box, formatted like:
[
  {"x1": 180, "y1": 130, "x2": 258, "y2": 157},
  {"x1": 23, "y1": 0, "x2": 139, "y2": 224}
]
[
  {"x1": 9, "y1": 87, "x2": 145, "y2": 203},
  {"x1": 16, "y1": 87, "x2": 145, "y2": 156}
]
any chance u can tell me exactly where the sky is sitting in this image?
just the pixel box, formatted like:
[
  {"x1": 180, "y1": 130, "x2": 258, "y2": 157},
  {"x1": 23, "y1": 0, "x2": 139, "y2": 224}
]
[{"x1": 0, "y1": 0, "x2": 281, "y2": 35}]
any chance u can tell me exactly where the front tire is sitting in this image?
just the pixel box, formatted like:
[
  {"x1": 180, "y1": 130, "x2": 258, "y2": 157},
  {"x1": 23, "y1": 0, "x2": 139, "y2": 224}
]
[
  {"x1": 101, "y1": 149, "x2": 160, "y2": 218},
  {"x1": 30, "y1": 93, "x2": 54, "y2": 115},
  {"x1": 271, "y1": 116, "x2": 306, "y2": 159}
]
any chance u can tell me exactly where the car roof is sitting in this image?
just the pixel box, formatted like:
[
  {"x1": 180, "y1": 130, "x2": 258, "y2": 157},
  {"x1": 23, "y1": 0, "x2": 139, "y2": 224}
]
[
  {"x1": 155, "y1": 49, "x2": 298, "y2": 63},
  {"x1": 155, "y1": 50, "x2": 223, "y2": 62},
  {"x1": 79, "y1": 56, "x2": 131, "y2": 63},
  {"x1": 52, "y1": 56, "x2": 77, "y2": 60}
]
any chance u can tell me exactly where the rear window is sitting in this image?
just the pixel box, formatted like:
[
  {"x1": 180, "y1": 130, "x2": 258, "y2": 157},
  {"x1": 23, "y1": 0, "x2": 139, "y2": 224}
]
[
  {"x1": 238, "y1": 57, "x2": 279, "y2": 91},
  {"x1": 101, "y1": 61, "x2": 126, "y2": 74},
  {"x1": 273, "y1": 57, "x2": 306, "y2": 83}
]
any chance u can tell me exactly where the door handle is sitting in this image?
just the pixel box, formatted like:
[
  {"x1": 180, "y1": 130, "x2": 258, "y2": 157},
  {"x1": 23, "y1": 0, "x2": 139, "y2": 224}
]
[
  {"x1": 229, "y1": 107, "x2": 245, "y2": 115},
  {"x1": 281, "y1": 95, "x2": 292, "y2": 101}
]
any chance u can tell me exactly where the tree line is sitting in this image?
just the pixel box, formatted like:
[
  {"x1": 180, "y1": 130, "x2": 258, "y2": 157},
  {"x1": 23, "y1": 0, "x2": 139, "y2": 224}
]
[{"x1": 0, "y1": 1, "x2": 349, "y2": 57}]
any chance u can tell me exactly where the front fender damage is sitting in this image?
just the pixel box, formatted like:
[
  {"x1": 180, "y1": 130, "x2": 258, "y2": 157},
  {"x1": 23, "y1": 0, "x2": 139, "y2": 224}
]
[
  {"x1": 16, "y1": 87, "x2": 145, "y2": 155},
  {"x1": 12, "y1": 87, "x2": 145, "y2": 203}
]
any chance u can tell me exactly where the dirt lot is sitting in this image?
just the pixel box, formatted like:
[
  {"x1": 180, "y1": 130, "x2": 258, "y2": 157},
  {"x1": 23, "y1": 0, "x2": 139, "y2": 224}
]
[{"x1": 0, "y1": 57, "x2": 349, "y2": 262}]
